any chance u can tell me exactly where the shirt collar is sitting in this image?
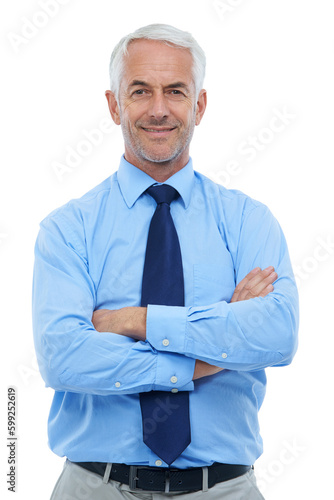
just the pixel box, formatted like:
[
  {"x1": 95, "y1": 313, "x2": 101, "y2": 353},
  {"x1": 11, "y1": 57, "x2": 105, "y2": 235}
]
[{"x1": 116, "y1": 155, "x2": 194, "y2": 209}]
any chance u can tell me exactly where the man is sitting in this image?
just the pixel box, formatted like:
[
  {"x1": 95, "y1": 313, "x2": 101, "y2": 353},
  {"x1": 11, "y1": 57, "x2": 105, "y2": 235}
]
[{"x1": 33, "y1": 24, "x2": 298, "y2": 499}]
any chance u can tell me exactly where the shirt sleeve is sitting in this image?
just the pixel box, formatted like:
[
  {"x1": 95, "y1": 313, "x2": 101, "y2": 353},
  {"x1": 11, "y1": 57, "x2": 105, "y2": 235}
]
[
  {"x1": 146, "y1": 204, "x2": 299, "y2": 371},
  {"x1": 32, "y1": 212, "x2": 195, "y2": 396}
]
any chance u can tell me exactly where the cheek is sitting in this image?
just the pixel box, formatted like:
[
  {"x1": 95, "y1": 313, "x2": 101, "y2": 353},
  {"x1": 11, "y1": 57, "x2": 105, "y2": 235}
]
[
  {"x1": 122, "y1": 102, "x2": 150, "y2": 127},
  {"x1": 171, "y1": 102, "x2": 196, "y2": 123}
]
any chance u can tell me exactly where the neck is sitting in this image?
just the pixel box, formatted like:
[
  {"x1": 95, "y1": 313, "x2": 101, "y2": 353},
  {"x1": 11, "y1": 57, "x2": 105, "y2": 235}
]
[{"x1": 124, "y1": 152, "x2": 189, "y2": 183}]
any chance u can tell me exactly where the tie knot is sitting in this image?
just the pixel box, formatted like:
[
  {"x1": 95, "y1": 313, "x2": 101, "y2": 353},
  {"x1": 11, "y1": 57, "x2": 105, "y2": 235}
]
[{"x1": 146, "y1": 184, "x2": 179, "y2": 206}]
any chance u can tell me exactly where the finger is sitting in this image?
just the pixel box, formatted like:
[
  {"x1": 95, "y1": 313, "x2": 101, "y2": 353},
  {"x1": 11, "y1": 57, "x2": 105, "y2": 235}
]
[
  {"x1": 234, "y1": 267, "x2": 272, "y2": 301},
  {"x1": 230, "y1": 268, "x2": 261, "y2": 302},
  {"x1": 258, "y1": 283, "x2": 274, "y2": 298},
  {"x1": 241, "y1": 271, "x2": 277, "y2": 301},
  {"x1": 236, "y1": 267, "x2": 276, "y2": 301},
  {"x1": 250, "y1": 271, "x2": 277, "y2": 296},
  {"x1": 230, "y1": 267, "x2": 261, "y2": 303},
  {"x1": 244, "y1": 271, "x2": 277, "y2": 299}
]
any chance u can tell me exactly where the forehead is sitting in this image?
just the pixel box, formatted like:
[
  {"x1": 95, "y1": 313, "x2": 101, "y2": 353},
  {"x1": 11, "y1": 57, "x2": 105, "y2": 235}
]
[{"x1": 122, "y1": 39, "x2": 194, "y2": 88}]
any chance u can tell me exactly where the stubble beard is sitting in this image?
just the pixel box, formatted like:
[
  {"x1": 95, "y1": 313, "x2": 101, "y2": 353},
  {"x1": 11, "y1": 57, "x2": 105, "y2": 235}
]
[{"x1": 121, "y1": 114, "x2": 196, "y2": 168}]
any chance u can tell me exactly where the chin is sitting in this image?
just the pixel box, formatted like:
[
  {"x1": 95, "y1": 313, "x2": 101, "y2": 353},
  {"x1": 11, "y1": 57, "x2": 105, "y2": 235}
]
[
  {"x1": 140, "y1": 145, "x2": 184, "y2": 164},
  {"x1": 142, "y1": 152, "x2": 181, "y2": 164}
]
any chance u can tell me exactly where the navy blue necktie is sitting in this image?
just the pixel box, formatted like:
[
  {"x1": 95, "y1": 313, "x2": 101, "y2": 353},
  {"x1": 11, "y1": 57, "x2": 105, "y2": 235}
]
[{"x1": 140, "y1": 184, "x2": 191, "y2": 466}]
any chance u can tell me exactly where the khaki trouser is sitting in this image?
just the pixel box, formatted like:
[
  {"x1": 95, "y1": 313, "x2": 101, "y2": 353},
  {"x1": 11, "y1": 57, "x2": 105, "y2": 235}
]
[{"x1": 50, "y1": 460, "x2": 265, "y2": 499}]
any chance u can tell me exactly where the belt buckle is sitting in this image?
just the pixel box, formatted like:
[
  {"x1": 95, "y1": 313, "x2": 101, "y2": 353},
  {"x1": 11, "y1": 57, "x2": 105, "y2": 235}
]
[
  {"x1": 129, "y1": 465, "x2": 146, "y2": 491},
  {"x1": 129, "y1": 465, "x2": 171, "y2": 493}
]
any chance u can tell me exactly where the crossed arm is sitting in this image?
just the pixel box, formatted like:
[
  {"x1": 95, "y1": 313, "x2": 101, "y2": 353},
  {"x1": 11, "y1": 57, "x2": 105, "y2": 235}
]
[
  {"x1": 92, "y1": 266, "x2": 278, "y2": 380},
  {"x1": 33, "y1": 201, "x2": 298, "y2": 395}
]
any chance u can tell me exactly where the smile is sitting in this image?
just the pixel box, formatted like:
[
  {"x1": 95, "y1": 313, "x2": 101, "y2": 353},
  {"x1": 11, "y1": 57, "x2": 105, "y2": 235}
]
[{"x1": 141, "y1": 127, "x2": 176, "y2": 134}]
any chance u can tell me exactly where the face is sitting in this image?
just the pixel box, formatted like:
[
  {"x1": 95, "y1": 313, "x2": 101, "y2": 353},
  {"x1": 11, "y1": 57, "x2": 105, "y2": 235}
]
[{"x1": 106, "y1": 39, "x2": 207, "y2": 180}]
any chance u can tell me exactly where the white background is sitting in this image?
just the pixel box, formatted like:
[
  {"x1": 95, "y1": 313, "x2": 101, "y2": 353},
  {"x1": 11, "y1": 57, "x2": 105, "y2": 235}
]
[{"x1": 1, "y1": 0, "x2": 333, "y2": 498}]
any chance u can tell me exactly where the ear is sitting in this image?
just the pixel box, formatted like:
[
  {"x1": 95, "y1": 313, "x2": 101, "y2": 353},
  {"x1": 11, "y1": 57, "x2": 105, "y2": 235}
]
[
  {"x1": 105, "y1": 90, "x2": 121, "y2": 125},
  {"x1": 195, "y1": 89, "x2": 207, "y2": 126}
]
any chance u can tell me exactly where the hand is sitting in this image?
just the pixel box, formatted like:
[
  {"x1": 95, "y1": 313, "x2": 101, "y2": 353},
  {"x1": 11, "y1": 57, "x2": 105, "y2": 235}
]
[
  {"x1": 92, "y1": 307, "x2": 147, "y2": 340},
  {"x1": 230, "y1": 266, "x2": 277, "y2": 303},
  {"x1": 193, "y1": 266, "x2": 278, "y2": 380},
  {"x1": 193, "y1": 360, "x2": 224, "y2": 380}
]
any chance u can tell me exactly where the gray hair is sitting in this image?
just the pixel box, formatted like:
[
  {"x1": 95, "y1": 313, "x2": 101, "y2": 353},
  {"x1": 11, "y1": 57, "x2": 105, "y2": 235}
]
[{"x1": 109, "y1": 23, "x2": 206, "y2": 101}]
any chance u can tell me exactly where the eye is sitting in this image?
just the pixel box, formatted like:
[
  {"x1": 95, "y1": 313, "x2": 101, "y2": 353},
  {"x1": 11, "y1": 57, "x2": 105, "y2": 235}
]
[
  {"x1": 167, "y1": 89, "x2": 186, "y2": 98},
  {"x1": 131, "y1": 89, "x2": 149, "y2": 97}
]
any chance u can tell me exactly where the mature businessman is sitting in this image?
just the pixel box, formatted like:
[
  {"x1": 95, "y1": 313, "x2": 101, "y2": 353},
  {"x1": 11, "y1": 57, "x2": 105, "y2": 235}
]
[{"x1": 33, "y1": 23, "x2": 298, "y2": 499}]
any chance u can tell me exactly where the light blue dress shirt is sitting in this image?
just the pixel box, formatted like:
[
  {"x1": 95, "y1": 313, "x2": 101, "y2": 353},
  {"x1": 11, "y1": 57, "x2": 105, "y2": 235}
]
[{"x1": 32, "y1": 156, "x2": 298, "y2": 468}]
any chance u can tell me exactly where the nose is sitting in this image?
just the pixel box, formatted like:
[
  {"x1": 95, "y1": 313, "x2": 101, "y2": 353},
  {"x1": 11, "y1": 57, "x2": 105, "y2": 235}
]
[{"x1": 147, "y1": 91, "x2": 170, "y2": 120}]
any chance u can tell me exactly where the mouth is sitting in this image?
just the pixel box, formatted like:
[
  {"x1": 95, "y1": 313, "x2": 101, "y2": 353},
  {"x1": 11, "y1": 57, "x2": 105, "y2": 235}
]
[{"x1": 141, "y1": 127, "x2": 177, "y2": 137}]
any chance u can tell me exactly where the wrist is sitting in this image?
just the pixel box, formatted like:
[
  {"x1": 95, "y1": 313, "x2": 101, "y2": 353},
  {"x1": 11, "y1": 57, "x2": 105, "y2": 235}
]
[
  {"x1": 126, "y1": 307, "x2": 147, "y2": 340},
  {"x1": 193, "y1": 360, "x2": 224, "y2": 380}
]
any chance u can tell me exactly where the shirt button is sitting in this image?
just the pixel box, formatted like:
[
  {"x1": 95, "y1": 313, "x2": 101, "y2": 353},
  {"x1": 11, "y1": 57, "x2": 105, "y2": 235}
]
[
  {"x1": 222, "y1": 353, "x2": 228, "y2": 359},
  {"x1": 170, "y1": 376, "x2": 178, "y2": 384},
  {"x1": 155, "y1": 460, "x2": 163, "y2": 466},
  {"x1": 115, "y1": 382, "x2": 121, "y2": 388},
  {"x1": 162, "y1": 339, "x2": 169, "y2": 346},
  {"x1": 171, "y1": 388, "x2": 179, "y2": 393}
]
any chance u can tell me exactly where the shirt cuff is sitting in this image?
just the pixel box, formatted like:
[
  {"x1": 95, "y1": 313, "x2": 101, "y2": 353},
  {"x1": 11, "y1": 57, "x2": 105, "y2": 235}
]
[
  {"x1": 154, "y1": 351, "x2": 195, "y2": 392},
  {"x1": 146, "y1": 304, "x2": 188, "y2": 354},
  {"x1": 147, "y1": 304, "x2": 194, "y2": 391}
]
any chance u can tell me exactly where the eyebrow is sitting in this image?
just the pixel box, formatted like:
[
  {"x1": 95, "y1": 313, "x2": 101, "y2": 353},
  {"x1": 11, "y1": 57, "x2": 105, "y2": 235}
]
[
  {"x1": 129, "y1": 80, "x2": 148, "y2": 88},
  {"x1": 165, "y1": 82, "x2": 190, "y2": 92},
  {"x1": 128, "y1": 80, "x2": 190, "y2": 93}
]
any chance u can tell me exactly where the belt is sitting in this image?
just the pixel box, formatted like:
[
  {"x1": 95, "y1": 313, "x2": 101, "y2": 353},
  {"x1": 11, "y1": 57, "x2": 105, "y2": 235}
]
[{"x1": 73, "y1": 461, "x2": 252, "y2": 492}]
